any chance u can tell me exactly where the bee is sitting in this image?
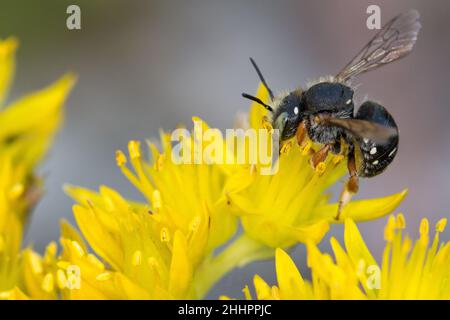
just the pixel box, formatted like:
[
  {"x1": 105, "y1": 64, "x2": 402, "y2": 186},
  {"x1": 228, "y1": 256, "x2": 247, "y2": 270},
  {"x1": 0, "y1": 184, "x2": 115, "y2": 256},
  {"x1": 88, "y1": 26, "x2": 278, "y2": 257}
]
[{"x1": 242, "y1": 10, "x2": 421, "y2": 219}]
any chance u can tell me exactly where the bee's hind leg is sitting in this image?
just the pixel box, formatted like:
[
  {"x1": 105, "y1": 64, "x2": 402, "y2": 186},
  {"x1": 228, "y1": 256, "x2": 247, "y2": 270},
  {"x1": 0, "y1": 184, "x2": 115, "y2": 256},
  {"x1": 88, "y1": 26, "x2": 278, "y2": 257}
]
[
  {"x1": 310, "y1": 144, "x2": 331, "y2": 168},
  {"x1": 335, "y1": 143, "x2": 359, "y2": 221}
]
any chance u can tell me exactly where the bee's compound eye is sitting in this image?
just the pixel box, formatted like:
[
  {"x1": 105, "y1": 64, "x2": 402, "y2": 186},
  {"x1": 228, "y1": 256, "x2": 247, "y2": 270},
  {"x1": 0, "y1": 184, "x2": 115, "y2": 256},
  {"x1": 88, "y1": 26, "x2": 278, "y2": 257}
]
[
  {"x1": 294, "y1": 106, "x2": 299, "y2": 115},
  {"x1": 346, "y1": 99, "x2": 352, "y2": 105}
]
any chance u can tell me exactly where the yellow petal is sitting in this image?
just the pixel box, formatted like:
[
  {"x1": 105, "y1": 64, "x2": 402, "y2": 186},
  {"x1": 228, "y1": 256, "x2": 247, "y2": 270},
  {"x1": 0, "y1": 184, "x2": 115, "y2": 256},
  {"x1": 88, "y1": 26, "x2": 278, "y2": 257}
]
[
  {"x1": 242, "y1": 285, "x2": 252, "y2": 300},
  {"x1": 275, "y1": 248, "x2": 306, "y2": 299},
  {"x1": 344, "y1": 219, "x2": 377, "y2": 269},
  {"x1": 168, "y1": 231, "x2": 193, "y2": 298},
  {"x1": 287, "y1": 221, "x2": 330, "y2": 245},
  {"x1": 314, "y1": 189, "x2": 408, "y2": 222},
  {"x1": 59, "y1": 220, "x2": 87, "y2": 253},
  {"x1": 249, "y1": 83, "x2": 270, "y2": 129},
  {"x1": 1, "y1": 287, "x2": 29, "y2": 300},
  {"x1": 0, "y1": 74, "x2": 76, "y2": 168},
  {"x1": 0, "y1": 73, "x2": 76, "y2": 136},
  {"x1": 114, "y1": 273, "x2": 152, "y2": 299},
  {"x1": 0, "y1": 37, "x2": 18, "y2": 105},
  {"x1": 253, "y1": 274, "x2": 272, "y2": 299},
  {"x1": 72, "y1": 205, "x2": 123, "y2": 270}
]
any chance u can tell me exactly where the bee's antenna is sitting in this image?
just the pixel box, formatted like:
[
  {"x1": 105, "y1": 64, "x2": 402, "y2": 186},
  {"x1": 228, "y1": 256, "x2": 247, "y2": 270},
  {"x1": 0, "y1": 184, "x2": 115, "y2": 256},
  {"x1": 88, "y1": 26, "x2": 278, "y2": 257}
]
[
  {"x1": 242, "y1": 93, "x2": 273, "y2": 112},
  {"x1": 249, "y1": 57, "x2": 274, "y2": 100}
]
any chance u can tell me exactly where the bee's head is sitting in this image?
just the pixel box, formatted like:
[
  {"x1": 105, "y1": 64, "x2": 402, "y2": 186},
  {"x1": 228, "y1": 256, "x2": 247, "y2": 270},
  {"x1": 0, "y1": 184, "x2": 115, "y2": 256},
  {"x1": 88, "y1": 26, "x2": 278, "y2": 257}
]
[
  {"x1": 272, "y1": 92, "x2": 303, "y2": 141},
  {"x1": 303, "y1": 82, "x2": 354, "y2": 114},
  {"x1": 242, "y1": 57, "x2": 303, "y2": 142},
  {"x1": 241, "y1": 91, "x2": 303, "y2": 142}
]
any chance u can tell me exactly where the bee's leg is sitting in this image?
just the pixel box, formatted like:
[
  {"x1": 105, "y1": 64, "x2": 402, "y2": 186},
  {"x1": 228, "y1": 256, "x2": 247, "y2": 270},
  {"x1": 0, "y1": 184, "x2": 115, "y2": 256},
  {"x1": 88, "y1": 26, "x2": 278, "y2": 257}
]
[
  {"x1": 310, "y1": 144, "x2": 331, "y2": 168},
  {"x1": 335, "y1": 144, "x2": 359, "y2": 221},
  {"x1": 296, "y1": 120, "x2": 308, "y2": 147}
]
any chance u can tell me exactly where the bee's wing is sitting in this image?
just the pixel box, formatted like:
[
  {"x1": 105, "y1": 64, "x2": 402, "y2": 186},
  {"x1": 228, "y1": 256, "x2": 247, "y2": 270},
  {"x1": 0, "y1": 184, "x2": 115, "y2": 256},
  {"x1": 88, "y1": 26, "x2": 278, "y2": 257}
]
[
  {"x1": 336, "y1": 10, "x2": 421, "y2": 82},
  {"x1": 323, "y1": 117, "x2": 397, "y2": 144}
]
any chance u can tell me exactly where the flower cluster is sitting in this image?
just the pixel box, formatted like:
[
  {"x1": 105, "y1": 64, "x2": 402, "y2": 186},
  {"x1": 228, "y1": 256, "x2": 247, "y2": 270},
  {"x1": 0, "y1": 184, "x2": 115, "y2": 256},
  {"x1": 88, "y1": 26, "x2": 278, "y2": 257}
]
[
  {"x1": 0, "y1": 36, "x2": 447, "y2": 300},
  {"x1": 229, "y1": 216, "x2": 449, "y2": 300}
]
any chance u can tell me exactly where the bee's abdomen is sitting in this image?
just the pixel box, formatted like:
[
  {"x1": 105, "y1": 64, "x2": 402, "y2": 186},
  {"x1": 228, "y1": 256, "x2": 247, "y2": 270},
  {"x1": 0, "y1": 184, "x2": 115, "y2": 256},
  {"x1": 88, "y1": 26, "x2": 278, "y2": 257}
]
[
  {"x1": 358, "y1": 138, "x2": 398, "y2": 177},
  {"x1": 355, "y1": 101, "x2": 399, "y2": 178}
]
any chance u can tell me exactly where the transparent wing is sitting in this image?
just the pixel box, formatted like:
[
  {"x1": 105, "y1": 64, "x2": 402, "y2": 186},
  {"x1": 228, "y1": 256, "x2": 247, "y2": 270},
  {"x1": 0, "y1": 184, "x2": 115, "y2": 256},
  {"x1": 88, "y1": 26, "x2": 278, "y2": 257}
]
[
  {"x1": 322, "y1": 117, "x2": 397, "y2": 144},
  {"x1": 336, "y1": 10, "x2": 421, "y2": 81}
]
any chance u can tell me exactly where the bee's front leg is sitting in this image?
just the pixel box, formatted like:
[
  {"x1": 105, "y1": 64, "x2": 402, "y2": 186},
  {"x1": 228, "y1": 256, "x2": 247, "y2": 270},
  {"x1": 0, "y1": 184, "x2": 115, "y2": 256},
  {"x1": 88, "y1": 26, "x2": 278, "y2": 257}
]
[
  {"x1": 296, "y1": 120, "x2": 308, "y2": 147},
  {"x1": 335, "y1": 144, "x2": 359, "y2": 221}
]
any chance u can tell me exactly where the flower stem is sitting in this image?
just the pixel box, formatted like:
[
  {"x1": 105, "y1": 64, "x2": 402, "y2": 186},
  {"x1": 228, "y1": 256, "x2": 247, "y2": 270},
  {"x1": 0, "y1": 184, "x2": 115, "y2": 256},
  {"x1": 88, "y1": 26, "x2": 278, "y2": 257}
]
[{"x1": 194, "y1": 233, "x2": 273, "y2": 298}]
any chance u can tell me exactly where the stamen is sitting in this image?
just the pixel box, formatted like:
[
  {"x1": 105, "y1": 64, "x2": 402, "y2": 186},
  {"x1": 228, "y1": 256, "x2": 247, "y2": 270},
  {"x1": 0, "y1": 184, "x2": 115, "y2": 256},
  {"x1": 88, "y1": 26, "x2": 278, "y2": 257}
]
[
  {"x1": 147, "y1": 257, "x2": 164, "y2": 280},
  {"x1": 332, "y1": 154, "x2": 344, "y2": 164},
  {"x1": 419, "y1": 218, "x2": 429, "y2": 245},
  {"x1": 189, "y1": 216, "x2": 201, "y2": 233},
  {"x1": 160, "y1": 227, "x2": 171, "y2": 242},
  {"x1": 29, "y1": 252, "x2": 43, "y2": 274},
  {"x1": 301, "y1": 141, "x2": 313, "y2": 156},
  {"x1": 315, "y1": 162, "x2": 327, "y2": 175},
  {"x1": 402, "y1": 236, "x2": 412, "y2": 254},
  {"x1": 419, "y1": 218, "x2": 429, "y2": 237},
  {"x1": 396, "y1": 213, "x2": 406, "y2": 229},
  {"x1": 384, "y1": 216, "x2": 396, "y2": 242},
  {"x1": 115, "y1": 150, "x2": 127, "y2": 167},
  {"x1": 436, "y1": 218, "x2": 447, "y2": 233},
  {"x1": 87, "y1": 254, "x2": 105, "y2": 270},
  {"x1": 280, "y1": 141, "x2": 292, "y2": 154},
  {"x1": 147, "y1": 257, "x2": 157, "y2": 268},
  {"x1": 96, "y1": 272, "x2": 112, "y2": 281},
  {"x1": 72, "y1": 240, "x2": 85, "y2": 257},
  {"x1": 41, "y1": 273, "x2": 54, "y2": 293},
  {"x1": 155, "y1": 154, "x2": 165, "y2": 171},
  {"x1": 152, "y1": 190, "x2": 162, "y2": 211},
  {"x1": 45, "y1": 241, "x2": 57, "y2": 259},
  {"x1": 56, "y1": 269, "x2": 68, "y2": 289},
  {"x1": 132, "y1": 250, "x2": 142, "y2": 267},
  {"x1": 128, "y1": 140, "x2": 141, "y2": 159},
  {"x1": 57, "y1": 261, "x2": 70, "y2": 269}
]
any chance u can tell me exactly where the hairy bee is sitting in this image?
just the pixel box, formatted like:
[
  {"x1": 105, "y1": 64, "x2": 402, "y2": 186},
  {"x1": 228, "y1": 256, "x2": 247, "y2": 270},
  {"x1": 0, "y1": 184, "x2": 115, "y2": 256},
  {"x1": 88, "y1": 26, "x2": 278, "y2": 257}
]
[{"x1": 242, "y1": 10, "x2": 421, "y2": 219}]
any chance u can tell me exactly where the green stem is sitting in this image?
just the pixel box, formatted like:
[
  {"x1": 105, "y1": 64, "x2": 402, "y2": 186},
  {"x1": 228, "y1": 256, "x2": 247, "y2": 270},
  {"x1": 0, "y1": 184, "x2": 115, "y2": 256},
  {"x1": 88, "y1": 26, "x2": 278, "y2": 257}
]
[{"x1": 194, "y1": 234, "x2": 273, "y2": 298}]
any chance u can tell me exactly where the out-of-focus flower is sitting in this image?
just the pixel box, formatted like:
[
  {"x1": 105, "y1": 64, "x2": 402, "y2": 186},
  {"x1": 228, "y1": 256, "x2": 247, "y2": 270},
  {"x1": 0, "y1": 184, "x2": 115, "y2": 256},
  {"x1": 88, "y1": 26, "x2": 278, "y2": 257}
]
[
  {"x1": 231, "y1": 84, "x2": 408, "y2": 248},
  {"x1": 229, "y1": 215, "x2": 450, "y2": 300},
  {"x1": 0, "y1": 37, "x2": 75, "y2": 298}
]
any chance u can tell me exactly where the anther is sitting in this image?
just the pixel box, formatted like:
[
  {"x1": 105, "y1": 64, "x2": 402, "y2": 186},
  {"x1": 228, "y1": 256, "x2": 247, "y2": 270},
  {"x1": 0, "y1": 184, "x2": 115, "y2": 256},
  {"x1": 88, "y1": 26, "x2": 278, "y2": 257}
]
[
  {"x1": 128, "y1": 140, "x2": 141, "y2": 159},
  {"x1": 115, "y1": 150, "x2": 127, "y2": 167},
  {"x1": 436, "y1": 218, "x2": 447, "y2": 233}
]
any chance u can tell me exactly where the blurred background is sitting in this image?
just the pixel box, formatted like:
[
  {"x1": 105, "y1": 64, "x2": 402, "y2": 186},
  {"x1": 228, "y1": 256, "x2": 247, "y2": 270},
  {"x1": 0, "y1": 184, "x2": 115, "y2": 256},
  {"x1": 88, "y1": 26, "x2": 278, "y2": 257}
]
[{"x1": 1, "y1": 0, "x2": 449, "y2": 298}]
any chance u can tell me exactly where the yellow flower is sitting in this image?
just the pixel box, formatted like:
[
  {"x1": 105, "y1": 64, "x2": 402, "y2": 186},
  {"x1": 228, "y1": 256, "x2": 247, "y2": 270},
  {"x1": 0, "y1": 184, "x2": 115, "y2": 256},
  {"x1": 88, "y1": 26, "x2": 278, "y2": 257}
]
[
  {"x1": 231, "y1": 215, "x2": 450, "y2": 300},
  {"x1": 230, "y1": 84, "x2": 408, "y2": 248},
  {"x1": 60, "y1": 128, "x2": 273, "y2": 299},
  {"x1": 0, "y1": 37, "x2": 75, "y2": 297}
]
